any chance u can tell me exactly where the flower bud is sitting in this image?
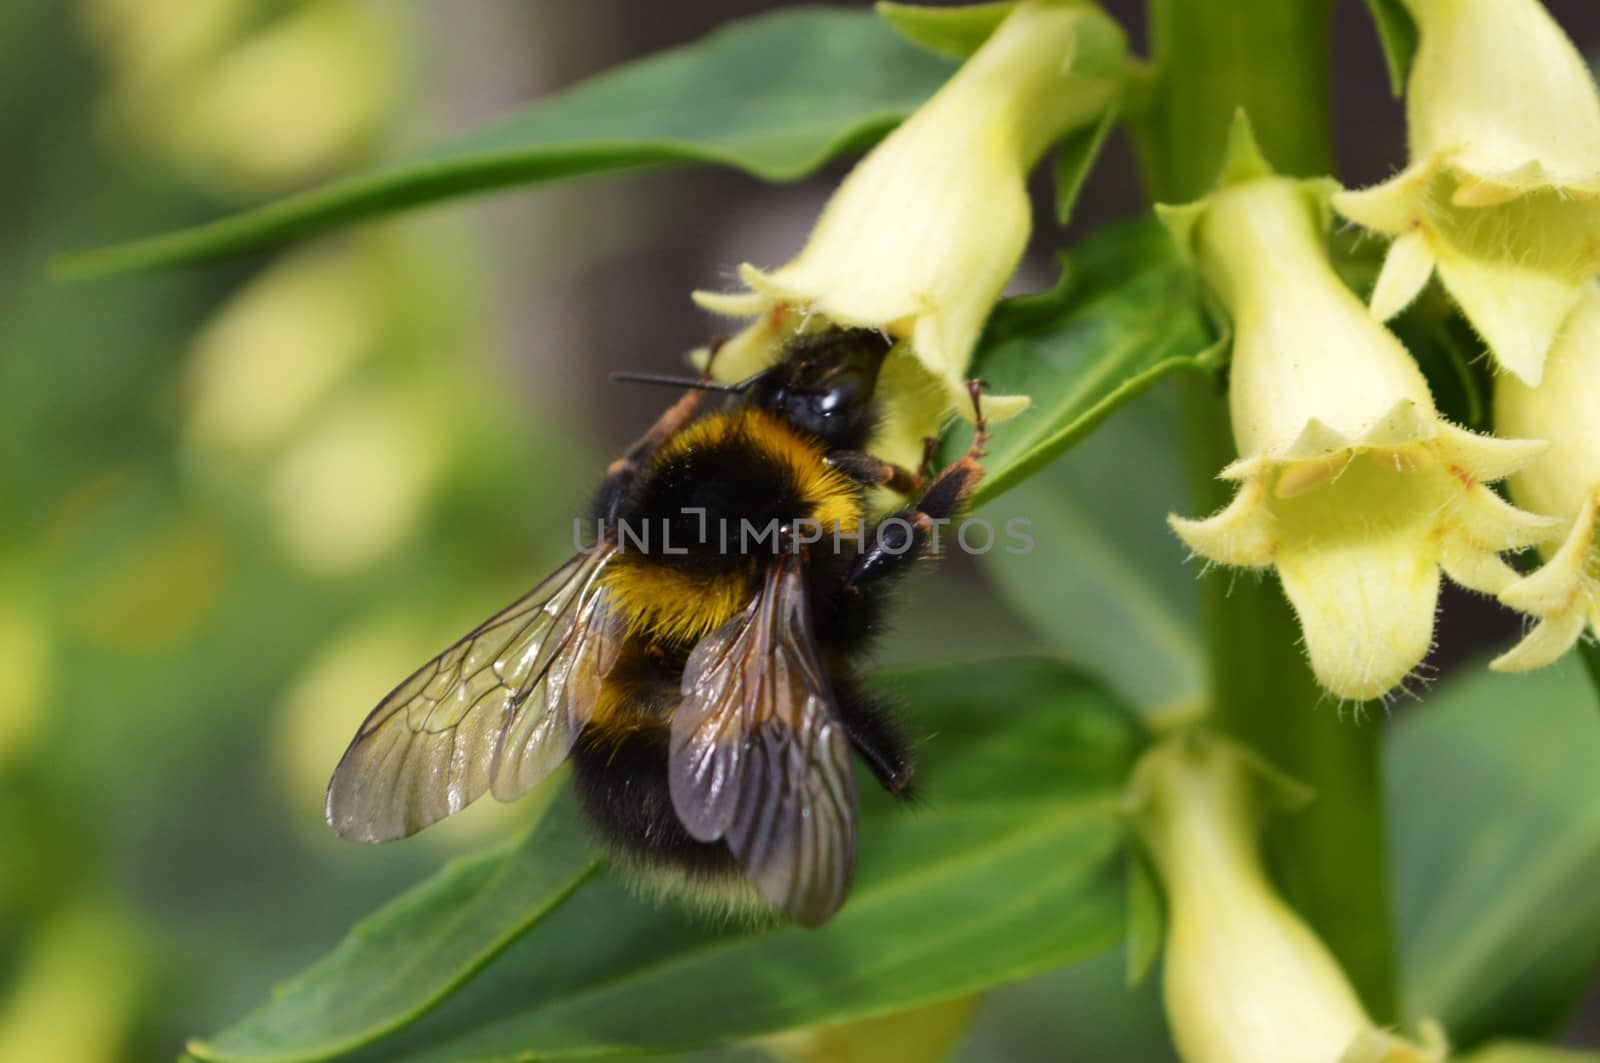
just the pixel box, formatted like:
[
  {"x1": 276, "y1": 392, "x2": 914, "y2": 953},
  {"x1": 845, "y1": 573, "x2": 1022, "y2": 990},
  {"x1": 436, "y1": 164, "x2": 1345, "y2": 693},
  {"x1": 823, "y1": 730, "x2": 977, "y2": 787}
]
[
  {"x1": 1492, "y1": 282, "x2": 1600, "y2": 672},
  {"x1": 1164, "y1": 115, "x2": 1553, "y2": 700},
  {"x1": 1332, "y1": 0, "x2": 1600, "y2": 385},
  {"x1": 694, "y1": 0, "x2": 1125, "y2": 467}
]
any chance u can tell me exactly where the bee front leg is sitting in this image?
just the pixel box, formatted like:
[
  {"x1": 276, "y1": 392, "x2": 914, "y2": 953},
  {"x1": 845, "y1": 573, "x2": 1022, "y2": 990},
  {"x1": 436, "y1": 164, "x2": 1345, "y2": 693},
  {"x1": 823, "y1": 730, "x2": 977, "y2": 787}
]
[{"x1": 845, "y1": 382, "x2": 989, "y2": 588}]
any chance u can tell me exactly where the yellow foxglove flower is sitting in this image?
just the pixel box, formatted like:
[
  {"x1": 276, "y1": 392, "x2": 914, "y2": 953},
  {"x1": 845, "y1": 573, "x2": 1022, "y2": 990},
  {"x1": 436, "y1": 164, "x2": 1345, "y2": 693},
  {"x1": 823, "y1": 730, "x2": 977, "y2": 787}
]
[
  {"x1": 694, "y1": 0, "x2": 1125, "y2": 468},
  {"x1": 1164, "y1": 116, "x2": 1553, "y2": 700},
  {"x1": 1492, "y1": 281, "x2": 1600, "y2": 672},
  {"x1": 1130, "y1": 734, "x2": 1447, "y2": 1063},
  {"x1": 1332, "y1": 0, "x2": 1600, "y2": 386}
]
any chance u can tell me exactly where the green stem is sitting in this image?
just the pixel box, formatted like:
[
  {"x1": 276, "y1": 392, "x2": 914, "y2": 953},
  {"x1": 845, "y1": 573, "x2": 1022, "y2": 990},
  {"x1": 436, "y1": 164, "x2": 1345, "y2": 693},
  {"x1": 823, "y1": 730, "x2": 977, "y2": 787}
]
[
  {"x1": 1137, "y1": 0, "x2": 1399, "y2": 1022},
  {"x1": 1133, "y1": 0, "x2": 1336, "y2": 201}
]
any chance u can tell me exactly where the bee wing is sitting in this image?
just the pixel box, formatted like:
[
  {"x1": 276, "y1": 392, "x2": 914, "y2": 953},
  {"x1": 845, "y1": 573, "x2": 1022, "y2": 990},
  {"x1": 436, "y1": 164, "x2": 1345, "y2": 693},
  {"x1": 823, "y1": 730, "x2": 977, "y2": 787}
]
[
  {"x1": 669, "y1": 555, "x2": 856, "y2": 926},
  {"x1": 326, "y1": 547, "x2": 619, "y2": 843}
]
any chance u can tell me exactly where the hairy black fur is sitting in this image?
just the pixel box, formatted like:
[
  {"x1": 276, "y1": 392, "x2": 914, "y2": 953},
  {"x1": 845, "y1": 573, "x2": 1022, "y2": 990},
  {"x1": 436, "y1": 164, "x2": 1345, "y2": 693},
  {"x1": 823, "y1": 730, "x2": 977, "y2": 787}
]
[{"x1": 578, "y1": 328, "x2": 973, "y2": 894}]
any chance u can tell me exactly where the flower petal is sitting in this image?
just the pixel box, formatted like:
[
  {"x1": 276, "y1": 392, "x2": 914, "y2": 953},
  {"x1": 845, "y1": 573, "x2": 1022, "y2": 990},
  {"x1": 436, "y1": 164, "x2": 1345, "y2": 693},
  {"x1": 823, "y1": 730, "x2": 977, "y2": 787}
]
[
  {"x1": 1491, "y1": 610, "x2": 1592, "y2": 673},
  {"x1": 1433, "y1": 241, "x2": 1586, "y2": 387},
  {"x1": 1331, "y1": 162, "x2": 1437, "y2": 236},
  {"x1": 1433, "y1": 422, "x2": 1548, "y2": 485},
  {"x1": 1169, "y1": 472, "x2": 1276, "y2": 569},
  {"x1": 1369, "y1": 231, "x2": 1437, "y2": 322}
]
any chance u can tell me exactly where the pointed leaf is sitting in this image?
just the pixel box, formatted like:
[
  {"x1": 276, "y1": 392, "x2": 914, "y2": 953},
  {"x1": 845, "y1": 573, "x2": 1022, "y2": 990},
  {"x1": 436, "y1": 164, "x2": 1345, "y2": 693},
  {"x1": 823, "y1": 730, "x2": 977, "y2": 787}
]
[
  {"x1": 956, "y1": 217, "x2": 1221, "y2": 507},
  {"x1": 60, "y1": 10, "x2": 954, "y2": 279},
  {"x1": 1363, "y1": 0, "x2": 1418, "y2": 96},
  {"x1": 1390, "y1": 663, "x2": 1600, "y2": 1047},
  {"x1": 977, "y1": 381, "x2": 1205, "y2": 714},
  {"x1": 1053, "y1": 95, "x2": 1121, "y2": 225},
  {"x1": 1123, "y1": 847, "x2": 1163, "y2": 987},
  {"x1": 189, "y1": 788, "x2": 601, "y2": 1063},
  {"x1": 876, "y1": 1, "x2": 1016, "y2": 60},
  {"x1": 190, "y1": 659, "x2": 1143, "y2": 1062}
]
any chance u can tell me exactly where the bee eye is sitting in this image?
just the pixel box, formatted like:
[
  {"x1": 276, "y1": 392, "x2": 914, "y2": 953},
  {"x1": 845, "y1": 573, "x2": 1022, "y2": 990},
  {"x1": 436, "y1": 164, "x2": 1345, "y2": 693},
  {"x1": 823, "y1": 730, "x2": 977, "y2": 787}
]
[{"x1": 815, "y1": 388, "x2": 846, "y2": 415}]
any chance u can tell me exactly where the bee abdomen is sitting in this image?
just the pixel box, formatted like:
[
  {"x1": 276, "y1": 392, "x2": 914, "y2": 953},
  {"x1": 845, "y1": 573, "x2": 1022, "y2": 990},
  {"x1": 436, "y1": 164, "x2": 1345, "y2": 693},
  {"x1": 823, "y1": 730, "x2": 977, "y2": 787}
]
[{"x1": 570, "y1": 725, "x2": 737, "y2": 879}]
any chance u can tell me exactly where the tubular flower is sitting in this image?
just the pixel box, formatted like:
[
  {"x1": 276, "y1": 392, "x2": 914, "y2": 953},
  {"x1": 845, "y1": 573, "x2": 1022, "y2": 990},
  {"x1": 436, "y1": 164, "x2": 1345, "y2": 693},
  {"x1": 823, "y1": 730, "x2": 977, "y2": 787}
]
[
  {"x1": 694, "y1": 0, "x2": 1125, "y2": 467},
  {"x1": 1163, "y1": 117, "x2": 1553, "y2": 701},
  {"x1": 1129, "y1": 734, "x2": 1447, "y2": 1063},
  {"x1": 1492, "y1": 282, "x2": 1600, "y2": 672},
  {"x1": 1331, "y1": 0, "x2": 1600, "y2": 386}
]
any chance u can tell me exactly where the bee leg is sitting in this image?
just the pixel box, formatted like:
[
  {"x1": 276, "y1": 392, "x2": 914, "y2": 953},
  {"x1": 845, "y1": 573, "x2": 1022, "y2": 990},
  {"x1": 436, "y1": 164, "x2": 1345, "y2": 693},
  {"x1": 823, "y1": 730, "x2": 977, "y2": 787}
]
[
  {"x1": 824, "y1": 451, "x2": 925, "y2": 495},
  {"x1": 831, "y1": 670, "x2": 916, "y2": 798},
  {"x1": 592, "y1": 340, "x2": 725, "y2": 522},
  {"x1": 846, "y1": 382, "x2": 989, "y2": 587},
  {"x1": 917, "y1": 435, "x2": 940, "y2": 482}
]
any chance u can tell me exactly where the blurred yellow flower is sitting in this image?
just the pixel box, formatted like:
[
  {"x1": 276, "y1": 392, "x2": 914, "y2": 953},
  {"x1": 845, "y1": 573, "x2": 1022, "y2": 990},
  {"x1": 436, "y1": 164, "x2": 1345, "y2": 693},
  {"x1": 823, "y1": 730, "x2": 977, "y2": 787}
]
[
  {"x1": 84, "y1": 0, "x2": 402, "y2": 197},
  {"x1": 758, "y1": 995, "x2": 979, "y2": 1063},
  {"x1": 269, "y1": 391, "x2": 443, "y2": 576},
  {"x1": 185, "y1": 244, "x2": 379, "y2": 460},
  {"x1": 0, "y1": 906, "x2": 143, "y2": 1063},
  {"x1": 0, "y1": 583, "x2": 51, "y2": 772}
]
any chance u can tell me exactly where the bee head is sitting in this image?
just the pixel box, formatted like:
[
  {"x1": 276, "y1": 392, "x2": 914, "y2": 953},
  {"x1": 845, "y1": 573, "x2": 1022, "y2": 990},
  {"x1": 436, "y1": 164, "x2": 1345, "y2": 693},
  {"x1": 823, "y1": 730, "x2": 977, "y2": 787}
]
[{"x1": 744, "y1": 328, "x2": 892, "y2": 451}]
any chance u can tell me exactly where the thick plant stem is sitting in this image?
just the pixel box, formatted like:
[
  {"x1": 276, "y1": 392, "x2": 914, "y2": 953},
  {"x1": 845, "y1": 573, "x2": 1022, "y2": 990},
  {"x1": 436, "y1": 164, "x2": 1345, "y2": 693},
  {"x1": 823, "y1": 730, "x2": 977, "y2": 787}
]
[
  {"x1": 1141, "y1": 0, "x2": 1399, "y2": 1022},
  {"x1": 1135, "y1": 0, "x2": 1336, "y2": 201}
]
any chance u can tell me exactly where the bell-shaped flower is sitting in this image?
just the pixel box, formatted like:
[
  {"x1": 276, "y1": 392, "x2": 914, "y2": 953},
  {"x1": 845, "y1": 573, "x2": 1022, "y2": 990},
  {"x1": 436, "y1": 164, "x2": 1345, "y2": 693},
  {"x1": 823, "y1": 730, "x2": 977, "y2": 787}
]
[
  {"x1": 1164, "y1": 116, "x2": 1553, "y2": 700},
  {"x1": 693, "y1": 0, "x2": 1125, "y2": 467},
  {"x1": 1492, "y1": 281, "x2": 1600, "y2": 671},
  {"x1": 1331, "y1": 0, "x2": 1600, "y2": 386},
  {"x1": 1129, "y1": 733, "x2": 1448, "y2": 1063}
]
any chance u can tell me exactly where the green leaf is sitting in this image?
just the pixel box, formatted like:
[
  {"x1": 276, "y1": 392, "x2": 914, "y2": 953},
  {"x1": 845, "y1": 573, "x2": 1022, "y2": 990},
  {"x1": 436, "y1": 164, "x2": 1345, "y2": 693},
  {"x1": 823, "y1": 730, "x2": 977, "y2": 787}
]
[
  {"x1": 192, "y1": 659, "x2": 1142, "y2": 1062},
  {"x1": 875, "y1": 1, "x2": 1016, "y2": 60},
  {"x1": 59, "y1": 9, "x2": 954, "y2": 279},
  {"x1": 189, "y1": 788, "x2": 602, "y2": 1063},
  {"x1": 1363, "y1": 0, "x2": 1418, "y2": 96},
  {"x1": 958, "y1": 217, "x2": 1221, "y2": 507},
  {"x1": 976, "y1": 381, "x2": 1206, "y2": 715},
  {"x1": 1123, "y1": 848, "x2": 1163, "y2": 987},
  {"x1": 1053, "y1": 94, "x2": 1121, "y2": 226},
  {"x1": 1581, "y1": 641, "x2": 1600, "y2": 704},
  {"x1": 1388, "y1": 663, "x2": 1600, "y2": 1047}
]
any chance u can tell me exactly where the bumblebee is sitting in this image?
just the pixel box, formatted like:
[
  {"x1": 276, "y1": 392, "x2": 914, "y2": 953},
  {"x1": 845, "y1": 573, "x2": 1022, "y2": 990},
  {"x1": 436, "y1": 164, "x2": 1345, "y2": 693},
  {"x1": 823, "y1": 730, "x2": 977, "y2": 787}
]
[{"x1": 326, "y1": 328, "x2": 988, "y2": 926}]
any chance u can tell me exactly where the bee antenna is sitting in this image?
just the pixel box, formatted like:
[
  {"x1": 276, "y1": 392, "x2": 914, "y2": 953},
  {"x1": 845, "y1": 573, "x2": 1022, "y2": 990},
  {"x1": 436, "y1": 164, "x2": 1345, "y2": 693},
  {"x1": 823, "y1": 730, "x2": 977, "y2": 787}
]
[{"x1": 608, "y1": 371, "x2": 747, "y2": 393}]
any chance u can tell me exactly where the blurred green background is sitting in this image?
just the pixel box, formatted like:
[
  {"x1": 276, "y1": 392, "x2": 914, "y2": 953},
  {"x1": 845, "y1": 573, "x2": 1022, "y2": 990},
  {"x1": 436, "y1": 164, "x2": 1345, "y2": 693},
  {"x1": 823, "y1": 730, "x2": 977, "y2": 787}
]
[{"x1": 2, "y1": 1, "x2": 1597, "y2": 1060}]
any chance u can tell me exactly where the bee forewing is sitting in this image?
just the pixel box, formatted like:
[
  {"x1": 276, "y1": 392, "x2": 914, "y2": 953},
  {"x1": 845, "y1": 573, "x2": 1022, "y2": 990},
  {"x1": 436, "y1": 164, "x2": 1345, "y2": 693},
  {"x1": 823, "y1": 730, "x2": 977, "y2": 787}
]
[
  {"x1": 669, "y1": 557, "x2": 857, "y2": 927},
  {"x1": 326, "y1": 548, "x2": 616, "y2": 843},
  {"x1": 490, "y1": 581, "x2": 624, "y2": 802}
]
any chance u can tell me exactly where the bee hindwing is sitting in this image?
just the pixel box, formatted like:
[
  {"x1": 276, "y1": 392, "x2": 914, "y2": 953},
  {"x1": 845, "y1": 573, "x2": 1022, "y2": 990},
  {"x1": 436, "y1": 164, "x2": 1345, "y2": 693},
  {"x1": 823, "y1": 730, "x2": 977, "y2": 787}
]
[
  {"x1": 669, "y1": 556, "x2": 857, "y2": 926},
  {"x1": 326, "y1": 547, "x2": 619, "y2": 843}
]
